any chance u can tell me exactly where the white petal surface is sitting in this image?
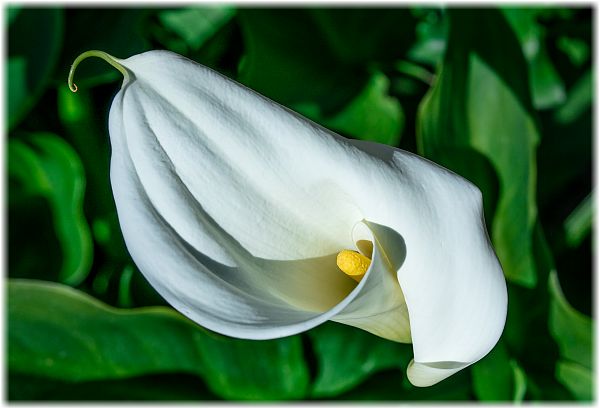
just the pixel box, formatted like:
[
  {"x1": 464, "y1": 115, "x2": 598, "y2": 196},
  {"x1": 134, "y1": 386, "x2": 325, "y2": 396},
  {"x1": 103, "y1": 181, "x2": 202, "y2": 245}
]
[
  {"x1": 348, "y1": 140, "x2": 508, "y2": 385},
  {"x1": 108, "y1": 50, "x2": 507, "y2": 386}
]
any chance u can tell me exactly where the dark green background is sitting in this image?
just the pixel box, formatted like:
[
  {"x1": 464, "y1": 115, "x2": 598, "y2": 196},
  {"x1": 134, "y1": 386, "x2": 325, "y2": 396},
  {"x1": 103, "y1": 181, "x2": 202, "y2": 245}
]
[{"x1": 7, "y1": 6, "x2": 593, "y2": 402}]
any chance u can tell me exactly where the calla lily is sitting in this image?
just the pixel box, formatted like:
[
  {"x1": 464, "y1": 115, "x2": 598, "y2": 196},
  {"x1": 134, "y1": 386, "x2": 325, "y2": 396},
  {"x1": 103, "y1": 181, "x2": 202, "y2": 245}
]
[{"x1": 69, "y1": 50, "x2": 507, "y2": 387}]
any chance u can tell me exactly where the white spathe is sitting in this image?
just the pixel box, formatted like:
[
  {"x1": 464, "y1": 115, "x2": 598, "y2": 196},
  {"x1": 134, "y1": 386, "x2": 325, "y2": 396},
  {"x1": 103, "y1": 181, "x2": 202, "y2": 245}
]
[{"x1": 103, "y1": 50, "x2": 507, "y2": 387}]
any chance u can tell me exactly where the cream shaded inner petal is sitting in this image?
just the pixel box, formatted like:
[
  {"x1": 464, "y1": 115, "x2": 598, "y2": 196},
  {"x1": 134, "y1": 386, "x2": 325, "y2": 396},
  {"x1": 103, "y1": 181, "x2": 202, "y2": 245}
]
[
  {"x1": 406, "y1": 360, "x2": 469, "y2": 387},
  {"x1": 333, "y1": 221, "x2": 412, "y2": 343}
]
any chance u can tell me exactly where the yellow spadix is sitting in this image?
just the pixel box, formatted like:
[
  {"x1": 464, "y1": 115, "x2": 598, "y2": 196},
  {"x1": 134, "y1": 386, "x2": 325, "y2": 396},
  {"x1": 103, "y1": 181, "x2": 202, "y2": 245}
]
[{"x1": 336, "y1": 250, "x2": 371, "y2": 282}]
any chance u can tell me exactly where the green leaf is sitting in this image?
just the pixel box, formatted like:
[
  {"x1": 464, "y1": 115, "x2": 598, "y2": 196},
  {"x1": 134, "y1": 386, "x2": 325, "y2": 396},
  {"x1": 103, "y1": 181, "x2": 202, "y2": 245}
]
[
  {"x1": 471, "y1": 341, "x2": 527, "y2": 402},
  {"x1": 8, "y1": 8, "x2": 63, "y2": 129},
  {"x1": 555, "y1": 360, "x2": 593, "y2": 401},
  {"x1": 557, "y1": 36, "x2": 590, "y2": 67},
  {"x1": 467, "y1": 56, "x2": 539, "y2": 288},
  {"x1": 417, "y1": 9, "x2": 539, "y2": 288},
  {"x1": 8, "y1": 279, "x2": 309, "y2": 400},
  {"x1": 503, "y1": 223, "x2": 563, "y2": 382},
  {"x1": 548, "y1": 271, "x2": 592, "y2": 369},
  {"x1": 502, "y1": 8, "x2": 566, "y2": 109},
  {"x1": 197, "y1": 332, "x2": 309, "y2": 400},
  {"x1": 158, "y1": 6, "x2": 235, "y2": 51},
  {"x1": 9, "y1": 280, "x2": 196, "y2": 381},
  {"x1": 308, "y1": 322, "x2": 412, "y2": 397},
  {"x1": 554, "y1": 69, "x2": 592, "y2": 124},
  {"x1": 564, "y1": 192, "x2": 592, "y2": 248},
  {"x1": 8, "y1": 134, "x2": 93, "y2": 286},
  {"x1": 296, "y1": 71, "x2": 404, "y2": 146},
  {"x1": 237, "y1": 9, "x2": 366, "y2": 113},
  {"x1": 548, "y1": 270, "x2": 592, "y2": 401},
  {"x1": 308, "y1": 8, "x2": 417, "y2": 65},
  {"x1": 510, "y1": 360, "x2": 527, "y2": 402},
  {"x1": 528, "y1": 47, "x2": 567, "y2": 110}
]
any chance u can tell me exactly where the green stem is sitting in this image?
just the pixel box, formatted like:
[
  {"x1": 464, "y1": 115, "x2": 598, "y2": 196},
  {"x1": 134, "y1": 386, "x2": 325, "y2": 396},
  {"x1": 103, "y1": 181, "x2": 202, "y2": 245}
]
[{"x1": 68, "y1": 50, "x2": 128, "y2": 92}]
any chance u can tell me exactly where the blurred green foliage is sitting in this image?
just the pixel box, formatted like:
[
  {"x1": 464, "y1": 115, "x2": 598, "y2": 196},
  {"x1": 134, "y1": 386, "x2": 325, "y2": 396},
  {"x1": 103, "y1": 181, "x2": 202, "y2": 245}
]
[
  {"x1": 7, "y1": 5, "x2": 593, "y2": 402},
  {"x1": 418, "y1": 9, "x2": 540, "y2": 288},
  {"x1": 9, "y1": 134, "x2": 92, "y2": 285},
  {"x1": 9, "y1": 280, "x2": 308, "y2": 399}
]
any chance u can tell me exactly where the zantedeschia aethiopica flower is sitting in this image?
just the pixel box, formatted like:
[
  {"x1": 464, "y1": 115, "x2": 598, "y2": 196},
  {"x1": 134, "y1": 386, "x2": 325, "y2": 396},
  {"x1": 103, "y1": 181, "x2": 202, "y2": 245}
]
[{"x1": 69, "y1": 50, "x2": 508, "y2": 387}]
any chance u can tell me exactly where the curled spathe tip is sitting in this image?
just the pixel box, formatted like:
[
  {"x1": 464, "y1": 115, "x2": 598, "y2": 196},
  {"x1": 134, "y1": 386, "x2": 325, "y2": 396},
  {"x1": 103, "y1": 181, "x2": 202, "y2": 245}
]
[{"x1": 68, "y1": 50, "x2": 129, "y2": 93}]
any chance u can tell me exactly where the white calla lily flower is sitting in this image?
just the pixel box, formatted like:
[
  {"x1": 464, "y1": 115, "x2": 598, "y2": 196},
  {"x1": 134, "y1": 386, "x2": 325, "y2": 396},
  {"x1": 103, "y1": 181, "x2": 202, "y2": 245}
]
[{"x1": 69, "y1": 50, "x2": 507, "y2": 387}]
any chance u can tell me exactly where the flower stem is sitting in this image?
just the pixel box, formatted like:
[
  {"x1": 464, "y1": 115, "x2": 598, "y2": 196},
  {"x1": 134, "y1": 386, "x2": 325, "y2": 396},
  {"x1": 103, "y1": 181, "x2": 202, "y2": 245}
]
[{"x1": 68, "y1": 50, "x2": 129, "y2": 92}]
